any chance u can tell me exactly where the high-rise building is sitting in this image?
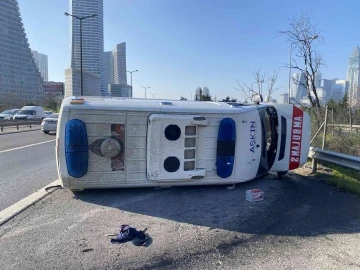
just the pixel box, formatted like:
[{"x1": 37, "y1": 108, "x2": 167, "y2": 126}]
[
  {"x1": 65, "y1": 68, "x2": 101, "y2": 97},
  {"x1": 318, "y1": 78, "x2": 338, "y2": 104},
  {"x1": 291, "y1": 72, "x2": 307, "y2": 102},
  {"x1": 112, "y1": 42, "x2": 127, "y2": 85},
  {"x1": 332, "y1": 80, "x2": 348, "y2": 101},
  {"x1": 315, "y1": 71, "x2": 322, "y2": 89},
  {"x1": 68, "y1": 0, "x2": 105, "y2": 96},
  {"x1": 108, "y1": 84, "x2": 131, "y2": 97},
  {"x1": 0, "y1": 0, "x2": 44, "y2": 104},
  {"x1": 347, "y1": 46, "x2": 360, "y2": 107},
  {"x1": 31, "y1": 50, "x2": 48, "y2": 82},
  {"x1": 104, "y1": 42, "x2": 127, "y2": 85},
  {"x1": 104, "y1": 51, "x2": 112, "y2": 86}
]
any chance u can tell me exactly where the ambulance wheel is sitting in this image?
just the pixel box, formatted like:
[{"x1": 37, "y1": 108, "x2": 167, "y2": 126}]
[{"x1": 277, "y1": 171, "x2": 288, "y2": 178}]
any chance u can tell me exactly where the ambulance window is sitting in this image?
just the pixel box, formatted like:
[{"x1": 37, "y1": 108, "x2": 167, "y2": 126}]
[
  {"x1": 278, "y1": 116, "x2": 287, "y2": 161},
  {"x1": 185, "y1": 138, "x2": 196, "y2": 147},
  {"x1": 184, "y1": 149, "x2": 195, "y2": 159},
  {"x1": 184, "y1": 161, "x2": 195, "y2": 171},
  {"x1": 185, "y1": 126, "x2": 196, "y2": 136}
]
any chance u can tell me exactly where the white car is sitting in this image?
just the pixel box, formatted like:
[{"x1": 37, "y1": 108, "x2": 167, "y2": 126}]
[
  {"x1": 41, "y1": 113, "x2": 58, "y2": 134},
  {"x1": 44, "y1": 111, "x2": 54, "y2": 117},
  {"x1": 0, "y1": 109, "x2": 19, "y2": 121}
]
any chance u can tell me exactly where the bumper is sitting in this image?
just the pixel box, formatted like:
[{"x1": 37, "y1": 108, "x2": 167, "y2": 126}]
[{"x1": 41, "y1": 123, "x2": 57, "y2": 132}]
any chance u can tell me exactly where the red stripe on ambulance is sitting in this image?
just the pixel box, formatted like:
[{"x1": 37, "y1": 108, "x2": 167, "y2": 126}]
[{"x1": 289, "y1": 106, "x2": 304, "y2": 170}]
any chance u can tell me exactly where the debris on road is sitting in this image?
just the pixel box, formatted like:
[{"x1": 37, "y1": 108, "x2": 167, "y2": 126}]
[
  {"x1": 109, "y1": 224, "x2": 149, "y2": 246},
  {"x1": 246, "y1": 189, "x2": 264, "y2": 202},
  {"x1": 226, "y1": 184, "x2": 236, "y2": 190}
]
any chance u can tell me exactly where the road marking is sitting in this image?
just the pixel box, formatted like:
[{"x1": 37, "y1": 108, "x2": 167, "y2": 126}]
[
  {"x1": 0, "y1": 139, "x2": 55, "y2": 154},
  {"x1": 0, "y1": 179, "x2": 61, "y2": 226}
]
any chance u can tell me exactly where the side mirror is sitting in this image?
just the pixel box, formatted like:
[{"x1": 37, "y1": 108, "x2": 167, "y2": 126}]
[{"x1": 251, "y1": 94, "x2": 263, "y2": 104}]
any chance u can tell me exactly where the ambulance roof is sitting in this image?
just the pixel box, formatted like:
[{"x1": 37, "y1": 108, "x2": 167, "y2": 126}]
[{"x1": 62, "y1": 96, "x2": 259, "y2": 114}]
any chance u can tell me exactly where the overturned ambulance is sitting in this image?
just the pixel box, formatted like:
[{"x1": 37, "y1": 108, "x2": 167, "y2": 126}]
[{"x1": 56, "y1": 96, "x2": 311, "y2": 190}]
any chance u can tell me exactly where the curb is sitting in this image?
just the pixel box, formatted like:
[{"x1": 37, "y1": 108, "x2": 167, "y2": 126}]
[{"x1": 0, "y1": 179, "x2": 61, "y2": 226}]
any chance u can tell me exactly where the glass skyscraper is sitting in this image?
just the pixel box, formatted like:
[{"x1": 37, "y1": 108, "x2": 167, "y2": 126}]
[
  {"x1": 31, "y1": 50, "x2": 48, "y2": 82},
  {"x1": 347, "y1": 46, "x2": 360, "y2": 107},
  {"x1": 69, "y1": 0, "x2": 105, "y2": 96},
  {"x1": 104, "y1": 42, "x2": 127, "y2": 86},
  {"x1": 0, "y1": 0, "x2": 44, "y2": 104},
  {"x1": 112, "y1": 42, "x2": 127, "y2": 85},
  {"x1": 103, "y1": 51, "x2": 112, "y2": 86},
  {"x1": 291, "y1": 72, "x2": 307, "y2": 102}
]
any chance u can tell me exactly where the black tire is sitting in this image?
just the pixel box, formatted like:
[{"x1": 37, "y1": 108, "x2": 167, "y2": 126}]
[
  {"x1": 277, "y1": 171, "x2": 288, "y2": 178},
  {"x1": 43, "y1": 131, "x2": 49, "y2": 134}
]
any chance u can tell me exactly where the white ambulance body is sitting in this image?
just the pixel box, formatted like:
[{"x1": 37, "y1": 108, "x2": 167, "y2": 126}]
[{"x1": 56, "y1": 96, "x2": 311, "y2": 190}]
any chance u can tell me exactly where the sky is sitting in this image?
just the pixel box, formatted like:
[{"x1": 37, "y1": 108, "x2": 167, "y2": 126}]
[{"x1": 18, "y1": 0, "x2": 360, "y2": 101}]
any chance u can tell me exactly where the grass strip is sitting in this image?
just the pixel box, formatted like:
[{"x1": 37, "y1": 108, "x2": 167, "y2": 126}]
[{"x1": 325, "y1": 164, "x2": 360, "y2": 195}]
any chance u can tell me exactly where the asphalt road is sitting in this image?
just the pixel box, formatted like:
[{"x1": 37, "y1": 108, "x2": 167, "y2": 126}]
[
  {"x1": 0, "y1": 169, "x2": 359, "y2": 270},
  {"x1": 0, "y1": 130, "x2": 57, "y2": 211}
]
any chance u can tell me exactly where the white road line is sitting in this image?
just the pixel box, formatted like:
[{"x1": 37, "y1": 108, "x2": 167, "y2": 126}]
[
  {"x1": 0, "y1": 139, "x2": 55, "y2": 154},
  {"x1": 0, "y1": 179, "x2": 61, "y2": 226}
]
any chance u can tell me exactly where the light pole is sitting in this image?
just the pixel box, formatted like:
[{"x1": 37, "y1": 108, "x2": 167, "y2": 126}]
[
  {"x1": 127, "y1": 70, "x2": 138, "y2": 97},
  {"x1": 142, "y1": 86, "x2": 150, "y2": 99},
  {"x1": 259, "y1": 80, "x2": 264, "y2": 96},
  {"x1": 150, "y1": 93, "x2": 156, "y2": 99},
  {"x1": 288, "y1": 35, "x2": 318, "y2": 104},
  {"x1": 64, "y1": 12, "x2": 97, "y2": 96}
]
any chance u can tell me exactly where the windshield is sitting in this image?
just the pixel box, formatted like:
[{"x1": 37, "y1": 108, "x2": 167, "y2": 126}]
[
  {"x1": 257, "y1": 106, "x2": 279, "y2": 175},
  {"x1": 1, "y1": 110, "x2": 12, "y2": 114},
  {"x1": 47, "y1": 114, "x2": 58, "y2": 119},
  {"x1": 17, "y1": 110, "x2": 36, "y2": 115}
]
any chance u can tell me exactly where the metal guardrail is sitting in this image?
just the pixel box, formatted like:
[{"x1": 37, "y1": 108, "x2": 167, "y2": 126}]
[
  {"x1": 308, "y1": 146, "x2": 360, "y2": 173},
  {"x1": 0, "y1": 120, "x2": 42, "y2": 132}
]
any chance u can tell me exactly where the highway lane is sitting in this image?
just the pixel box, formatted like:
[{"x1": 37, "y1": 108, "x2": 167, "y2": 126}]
[
  {"x1": 0, "y1": 130, "x2": 57, "y2": 211},
  {"x1": 0, "y1": 129, "x2": 54, "y2": 152}
]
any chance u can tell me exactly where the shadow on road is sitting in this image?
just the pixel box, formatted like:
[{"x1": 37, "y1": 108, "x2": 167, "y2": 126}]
[{"x1": 74, "y1": 173, "x2": 360, "y2": 237}]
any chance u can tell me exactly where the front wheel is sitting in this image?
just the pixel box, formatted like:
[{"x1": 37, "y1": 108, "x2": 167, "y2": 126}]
[
  {"x1": 43, "y1": 131, "x2": 49, "y2": 134},
  {"x1": 277, "y1": 171, "x2": 288, "y2": 178}
]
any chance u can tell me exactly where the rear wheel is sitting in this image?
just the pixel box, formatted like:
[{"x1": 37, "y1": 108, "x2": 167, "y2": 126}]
[
  {"x1": 43, "y1": 131, "x2": 49, "y2": 134},
  {"x1": 277, "y1": 171, "x2": 288, "y2": 178}
]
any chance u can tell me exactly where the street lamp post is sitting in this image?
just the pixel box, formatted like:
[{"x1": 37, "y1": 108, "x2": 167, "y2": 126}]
[
  {"x1": 64, "y1": 12, "x2": 97, "y2": 96},
  {"x1": 288, "y1": 35, "x2": 319, "y2": 104},
  {"x1": 150, "y1": 93, "x2": 156, "y2": 99},
  {"x1": 142, "y1": 86, "x2": 150, "y2": 99},
  {"x1": 127, "y1": 70, "x2": 138, "y2": 97},
  {"x1": 259, "y1": 80, "x2": 264, "y2": 96}
]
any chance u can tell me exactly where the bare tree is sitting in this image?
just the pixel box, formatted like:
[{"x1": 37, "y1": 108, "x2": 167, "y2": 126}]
[
  {"x1": 234, "y1": 67, "x2": 280, "y2": 102},
  {"x1": 233, "y1": 80, "x2": 253, "y2": 102},
  {"x1": 266, "y1": 69, "x2": 280, "y2": 101},
  {"x1": 280, "y1": 12, "x2": 325, "y2": 108}
]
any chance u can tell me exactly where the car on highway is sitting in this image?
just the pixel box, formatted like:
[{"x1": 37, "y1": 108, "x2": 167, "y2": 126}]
[
  {"x1": 56, "y1": 96, "x2": 311, "y2": 190},
  {"x1": 0, "y1": 109, "x2": 19, "y2": 121},
  {"x1": 41, "y1": 113, "x2": 58, "y2": 134},
  {"x1": 14, "y1": 106, "x2": 45, "y2": 120},
  {"x1": 44, "y1": 111, "x2": 53, "y2": 118}
]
